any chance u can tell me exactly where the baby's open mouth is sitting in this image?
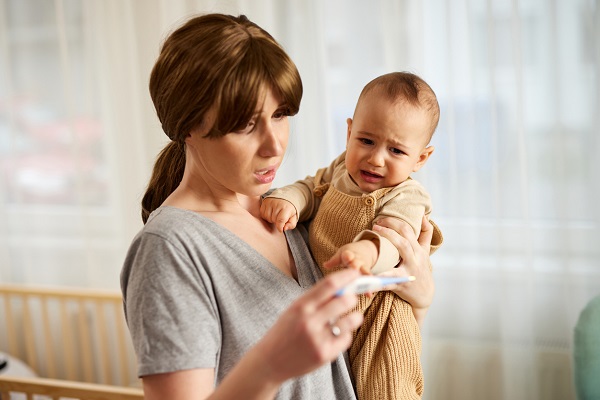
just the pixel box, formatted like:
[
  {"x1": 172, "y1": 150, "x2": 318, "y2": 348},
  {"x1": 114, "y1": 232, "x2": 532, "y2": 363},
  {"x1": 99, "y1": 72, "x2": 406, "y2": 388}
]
[{"x1": 361, "y1": 170, "x2": 382, "y2": 178}]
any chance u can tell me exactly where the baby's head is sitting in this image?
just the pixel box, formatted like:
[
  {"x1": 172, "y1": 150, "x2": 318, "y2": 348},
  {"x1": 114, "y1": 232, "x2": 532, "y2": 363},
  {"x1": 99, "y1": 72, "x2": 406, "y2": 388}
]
[{"x1": 345, "y1": 72, "x2": 439, "y2": 192}]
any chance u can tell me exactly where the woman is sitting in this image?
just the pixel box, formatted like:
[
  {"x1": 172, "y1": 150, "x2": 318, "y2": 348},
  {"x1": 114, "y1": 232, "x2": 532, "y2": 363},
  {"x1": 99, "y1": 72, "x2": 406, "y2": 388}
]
[{"x1": 120, "y1": 13, "x2": 435, "y2": 399}]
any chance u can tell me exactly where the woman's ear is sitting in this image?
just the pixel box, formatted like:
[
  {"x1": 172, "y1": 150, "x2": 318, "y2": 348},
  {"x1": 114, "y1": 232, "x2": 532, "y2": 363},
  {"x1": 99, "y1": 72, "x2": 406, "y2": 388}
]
[{"x1": 413, "y1": 146, "x2": 435, "y2": 172}]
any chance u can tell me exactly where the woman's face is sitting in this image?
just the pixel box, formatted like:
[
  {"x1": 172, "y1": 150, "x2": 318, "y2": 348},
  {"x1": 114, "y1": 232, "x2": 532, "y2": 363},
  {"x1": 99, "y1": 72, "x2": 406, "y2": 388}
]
[{"x1": 186, "y1": 87, "x2": 290, "y2": 198}]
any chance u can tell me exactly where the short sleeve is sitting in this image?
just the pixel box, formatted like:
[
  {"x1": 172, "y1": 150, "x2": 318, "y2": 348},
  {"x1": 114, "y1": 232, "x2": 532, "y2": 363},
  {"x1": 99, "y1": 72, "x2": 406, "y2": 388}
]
[{"x1": 121, "y1": 232, "x2": 221, "y2": 377}]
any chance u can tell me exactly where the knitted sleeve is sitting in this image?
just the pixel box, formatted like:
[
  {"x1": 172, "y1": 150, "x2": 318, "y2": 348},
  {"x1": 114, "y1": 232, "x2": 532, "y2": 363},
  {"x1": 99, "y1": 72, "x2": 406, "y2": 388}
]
[
  {"x1": 353, "y1": 230, "x2": 400, "y2": 275},
  {"x1": 375, "y1": 179, "x2": 432, "y2": 235},
  {"x1": 358, "y1": 179, "x2": 443, "y2": 274}
]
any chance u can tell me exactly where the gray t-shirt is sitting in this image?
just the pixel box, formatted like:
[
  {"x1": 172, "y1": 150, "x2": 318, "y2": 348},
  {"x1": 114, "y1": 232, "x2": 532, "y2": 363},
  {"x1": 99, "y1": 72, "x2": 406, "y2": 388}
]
[{"x1": 121, "y1": 206, "x2": 356, "y2": 399}]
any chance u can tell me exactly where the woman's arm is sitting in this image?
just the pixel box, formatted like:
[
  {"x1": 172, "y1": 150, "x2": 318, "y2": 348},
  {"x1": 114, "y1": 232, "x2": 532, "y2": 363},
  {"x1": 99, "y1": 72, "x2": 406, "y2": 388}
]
[
  {"x1": 142, "y1": 360, "x2": 281, "y2": 400},
  {"x1": 141, "y1": 268, "x2": 364, "y2": 400},
  {"x1": 372, "y1": 216, "x2": 434, "y2": 327},
  {"x1": 142, "y1": 369, "x2": 215, "y2": 400}
]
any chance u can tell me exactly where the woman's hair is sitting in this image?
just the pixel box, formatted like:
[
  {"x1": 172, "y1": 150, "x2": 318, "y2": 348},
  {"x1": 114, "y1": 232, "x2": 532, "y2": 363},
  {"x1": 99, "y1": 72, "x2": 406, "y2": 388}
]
[
  {"x1": 357, "y1": 72, "x2": 440, "y2": 142},
  {"x1": 141, "y1": 14, "x2": 303, "y2": 223}
]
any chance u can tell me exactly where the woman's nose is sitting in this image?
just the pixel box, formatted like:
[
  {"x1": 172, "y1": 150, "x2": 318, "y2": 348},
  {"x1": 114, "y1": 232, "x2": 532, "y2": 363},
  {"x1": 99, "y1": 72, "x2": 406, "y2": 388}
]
[{"x1": 260, "y1": 122, "x2": 285, "y2": 156}]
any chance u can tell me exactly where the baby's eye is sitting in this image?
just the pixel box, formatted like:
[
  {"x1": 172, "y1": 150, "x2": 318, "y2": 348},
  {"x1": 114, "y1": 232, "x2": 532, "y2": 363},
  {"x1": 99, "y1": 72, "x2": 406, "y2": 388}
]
[
  {"x1": 390, "y1": 147, "x2": 404, "y2": 155},
  {"x1": 359, "y1": 138, "x2": 374, "y2": 145}
]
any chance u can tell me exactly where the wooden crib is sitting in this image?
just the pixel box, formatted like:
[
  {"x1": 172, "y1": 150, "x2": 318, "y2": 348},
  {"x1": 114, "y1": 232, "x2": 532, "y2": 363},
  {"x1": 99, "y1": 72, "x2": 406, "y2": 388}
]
[{"x1": 0, "y1": 284, "x2": 143, "y2": 400}]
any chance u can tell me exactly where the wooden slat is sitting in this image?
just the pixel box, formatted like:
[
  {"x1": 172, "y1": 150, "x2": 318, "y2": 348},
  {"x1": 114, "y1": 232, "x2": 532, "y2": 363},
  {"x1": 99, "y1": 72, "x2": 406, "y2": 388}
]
[
  {"x1": 96, "y1": 300, "x2": 111, "y2": 384},
  {"x1": 2, "y1": 293, "x2": 19, "y2": 356},
  {"x1": 41, "y1": 295, "x2": 58, "y2": 378},
  {"x1": 60, "y1": 299, "x2": 77, "y2": 380},
  {"x1": 0, "y1": 375, "x2": 144, "y2": 400},
  {"x1": 78, "y1": 299, "x2": 94, "y2": 382},
  {"x1": 22, "y1": 294, "x2": 38, "y2": 372},
  {"x1": 0, "y1": 284, "x2": 121, "y2": 301}
]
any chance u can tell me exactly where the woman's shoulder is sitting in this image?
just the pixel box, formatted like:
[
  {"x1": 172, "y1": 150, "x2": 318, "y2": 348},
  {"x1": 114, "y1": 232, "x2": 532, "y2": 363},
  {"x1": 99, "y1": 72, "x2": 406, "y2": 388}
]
[
  {"x1": 144, "y1": 206, "x2": 207, "y2": 232},
  {"x1": 146, "y1": 205, "x2": 198, "y2": 223},
  {"x1": 131, "y1": 206, "x2": 218, "y2": 252}
]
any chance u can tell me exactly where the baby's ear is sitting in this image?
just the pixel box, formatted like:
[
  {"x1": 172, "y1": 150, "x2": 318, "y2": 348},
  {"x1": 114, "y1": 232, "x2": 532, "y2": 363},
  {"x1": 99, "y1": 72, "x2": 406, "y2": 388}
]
[
  {"x1": 346, "y1": 118, "x2": 353, "y2": 143},
  {"x1": 413, "y1": 146, "x2": 434, "y2": 172}
]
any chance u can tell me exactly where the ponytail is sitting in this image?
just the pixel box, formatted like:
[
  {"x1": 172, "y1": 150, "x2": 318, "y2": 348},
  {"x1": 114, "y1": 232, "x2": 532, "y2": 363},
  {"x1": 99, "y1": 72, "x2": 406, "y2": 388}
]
[{"x1": 141, "y1": 141, "x2": 186, "y2": 224}]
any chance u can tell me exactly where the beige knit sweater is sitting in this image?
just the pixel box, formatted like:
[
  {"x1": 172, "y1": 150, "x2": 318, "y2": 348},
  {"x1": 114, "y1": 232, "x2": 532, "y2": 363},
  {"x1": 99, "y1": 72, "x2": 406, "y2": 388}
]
[{"x1": 267, "y1": 152, "x2": 443, "y2": 400}]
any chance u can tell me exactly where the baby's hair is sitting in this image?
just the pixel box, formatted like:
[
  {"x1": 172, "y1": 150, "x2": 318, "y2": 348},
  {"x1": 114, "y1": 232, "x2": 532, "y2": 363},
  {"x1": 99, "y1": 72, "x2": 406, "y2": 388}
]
[{"x1": 358, "y1": 72, "x2": 440, "y2": 141}]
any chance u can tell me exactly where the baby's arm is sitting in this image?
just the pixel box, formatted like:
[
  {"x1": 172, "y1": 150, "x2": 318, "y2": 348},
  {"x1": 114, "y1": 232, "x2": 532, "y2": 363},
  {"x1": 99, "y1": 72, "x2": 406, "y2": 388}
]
[
  {"x1": 260, "y1": 198, "x2": 298, "y2": 232},
  {"x1": 322, "y1": 240, "x2": 378, "y2": 276},
  {"x1": 366, "y1": 179, "x2": 435, "y2": 273},
  {"x1": 264, "y1": 153, "x2": 345, "y2": 226},
  {"x1": 322, "y1": 181, "x2": 432, "y2": 276}
]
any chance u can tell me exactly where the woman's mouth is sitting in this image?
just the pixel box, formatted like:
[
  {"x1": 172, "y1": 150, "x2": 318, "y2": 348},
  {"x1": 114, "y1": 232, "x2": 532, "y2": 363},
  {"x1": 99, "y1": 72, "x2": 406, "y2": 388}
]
[{"x1": 255, "y1": 166, "x2": 277, "y2": 184}]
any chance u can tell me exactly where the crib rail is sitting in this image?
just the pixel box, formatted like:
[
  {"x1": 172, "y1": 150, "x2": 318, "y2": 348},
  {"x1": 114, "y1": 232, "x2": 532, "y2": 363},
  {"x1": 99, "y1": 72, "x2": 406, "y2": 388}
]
[
  {"x1": 0, "y1": 375, "x2": 144, "y2": 400},
  {"x1": 0, "y1": 284, "x2": 138, "y2": 387}
]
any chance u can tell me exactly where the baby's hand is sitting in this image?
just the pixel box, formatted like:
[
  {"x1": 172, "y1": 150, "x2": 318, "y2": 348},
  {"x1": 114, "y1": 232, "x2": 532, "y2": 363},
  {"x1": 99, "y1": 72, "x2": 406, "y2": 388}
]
[
  {"x1": 322, "y1": 240, "x2": 378, "y2": 276},
  {"x1": 260, "y1": 198, "x2": 298, "y2": 232}
]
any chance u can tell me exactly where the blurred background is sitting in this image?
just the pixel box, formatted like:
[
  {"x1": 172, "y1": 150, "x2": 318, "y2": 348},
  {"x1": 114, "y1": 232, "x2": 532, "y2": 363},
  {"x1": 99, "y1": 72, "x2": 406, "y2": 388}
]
[{"x1": 0, "y1": 0, "x2": 598, "y2": 399}]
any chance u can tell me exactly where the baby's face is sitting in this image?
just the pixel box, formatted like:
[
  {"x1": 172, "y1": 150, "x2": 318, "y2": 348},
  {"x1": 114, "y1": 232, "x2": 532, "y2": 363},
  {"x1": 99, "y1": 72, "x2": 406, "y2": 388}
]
[{"x1": 345, "y1": 94, "x2": 433, "y2": 192}]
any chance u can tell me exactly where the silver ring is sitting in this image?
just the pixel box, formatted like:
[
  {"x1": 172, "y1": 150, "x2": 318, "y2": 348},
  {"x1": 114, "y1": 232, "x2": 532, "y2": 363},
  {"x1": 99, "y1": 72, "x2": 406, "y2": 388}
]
[{"x1": 331, "y1": 324, "x2": 341, "y2": 337}]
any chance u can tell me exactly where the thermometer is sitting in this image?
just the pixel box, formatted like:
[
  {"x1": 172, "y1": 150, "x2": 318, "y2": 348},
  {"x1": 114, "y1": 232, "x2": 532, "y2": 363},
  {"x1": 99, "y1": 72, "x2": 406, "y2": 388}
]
[{"x1": 335, "y1": 275, "x2": 415, "y2": 296}]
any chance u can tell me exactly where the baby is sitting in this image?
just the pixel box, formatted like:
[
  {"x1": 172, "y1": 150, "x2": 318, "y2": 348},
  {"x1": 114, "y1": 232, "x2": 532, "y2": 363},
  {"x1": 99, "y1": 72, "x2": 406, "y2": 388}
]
[{"x1": 261, "y1": 72, "x2": 443, "y2": 399}]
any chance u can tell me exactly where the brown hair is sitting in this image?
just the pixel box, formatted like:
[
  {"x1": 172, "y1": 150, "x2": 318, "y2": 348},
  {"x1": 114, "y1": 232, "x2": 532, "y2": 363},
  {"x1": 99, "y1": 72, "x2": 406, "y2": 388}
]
[
  {"x1": 142, "y1": 14, "x2": 303, "y2": 223},
  {"x1": 357, "y1": 71, "x2": 440, "y2": 142}
]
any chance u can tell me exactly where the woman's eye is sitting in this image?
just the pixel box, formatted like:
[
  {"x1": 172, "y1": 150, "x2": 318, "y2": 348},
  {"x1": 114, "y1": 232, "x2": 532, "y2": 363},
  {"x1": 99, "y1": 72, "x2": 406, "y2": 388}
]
[
  {"x1": 235, "y1": 120, "x2": 256, "y2": 134},
  {"x1": 273, "y1": 108, "x2": 290, "y2": 120}
]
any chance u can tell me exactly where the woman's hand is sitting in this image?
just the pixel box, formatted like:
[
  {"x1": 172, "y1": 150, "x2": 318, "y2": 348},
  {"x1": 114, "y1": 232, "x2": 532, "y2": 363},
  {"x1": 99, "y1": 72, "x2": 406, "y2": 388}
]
[
  {"x1": 372, "y1": 216, "x2": 434, "y2": 326},
  {"x1": 255, "y1": 268, "x2": 363, "y2": 381},
  {"x1": 213, "y1": 268, "x2": 364, "y2": 399}
]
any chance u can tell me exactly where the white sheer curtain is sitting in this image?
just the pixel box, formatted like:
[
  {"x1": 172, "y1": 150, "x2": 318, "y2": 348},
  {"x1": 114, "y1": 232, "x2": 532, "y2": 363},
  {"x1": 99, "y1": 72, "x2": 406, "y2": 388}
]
[{"x1": 0, "y1": 0, "x2": 598, "y2": 399}]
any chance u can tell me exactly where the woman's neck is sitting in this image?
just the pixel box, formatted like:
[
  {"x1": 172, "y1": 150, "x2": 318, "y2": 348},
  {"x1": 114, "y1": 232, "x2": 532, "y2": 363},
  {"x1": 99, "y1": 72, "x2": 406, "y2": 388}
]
[
  {"x1": 236, "y1": 193, "x2": 262, "y2": 217},
  {"x1": 164, "y1": 176, "x2": 264, "y2": 217}
]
